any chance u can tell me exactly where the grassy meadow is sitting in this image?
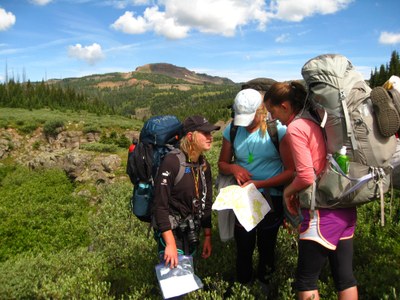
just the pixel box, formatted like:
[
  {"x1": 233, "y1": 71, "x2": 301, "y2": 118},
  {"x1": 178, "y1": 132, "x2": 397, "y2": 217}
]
[{"x1": 0, "y1": 108, "x2": 399, "y2": 299}]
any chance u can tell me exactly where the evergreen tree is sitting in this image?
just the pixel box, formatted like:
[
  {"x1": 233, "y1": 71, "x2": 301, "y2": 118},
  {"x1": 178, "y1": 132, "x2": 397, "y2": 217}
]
[{"x1": 369, "y1": 50, "x2": 400, "y2": 87}]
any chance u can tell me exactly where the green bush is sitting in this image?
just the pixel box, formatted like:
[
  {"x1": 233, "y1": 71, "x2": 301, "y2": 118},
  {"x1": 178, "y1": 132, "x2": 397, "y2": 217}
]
[
  {"x1": 97, "y1": 131, "x2": 130, "y2": 149},
  {"x1": 43, "y1": 119, "x2": 65, "y2": 137},
  {"x1": 117, "y1": 134, "x2": 131, "y2": 148},
  {"x1": 0, "y1": 166, "x2": 91, "y2": 262},
  {"x1": 83, "y1": 124, "x2": 102, "y2": 134},
  {"x1": 89, "y1": 182, "x2": 160, "y2": 298},
  {"x1": 80, "y1": 142, "x2": 119, "y2": 153},
  {"x1": 0, "y1": 163, "x2": 16, "y2": 185},
  {"x1": 15, "y1": 119, "x2": 40, "y2": 134},
  {"x1": 32, "y1": 140, "x2": 41, "y2": 150},
  {"x1": 18, "y1": 123, "x2": 39, "y2": 134},
  {"x1": 0, "y1": 249, "x2": 111, "y2": 300}
]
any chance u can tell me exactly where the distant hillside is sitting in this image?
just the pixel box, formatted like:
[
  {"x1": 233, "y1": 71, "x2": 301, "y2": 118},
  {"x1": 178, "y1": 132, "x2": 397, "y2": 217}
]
[
  {"x1": 40, "y1": 64, "x2": 241, "y2": 123},
  {"x1": 5, "y1": 64, "x2": 282, "y2": 123},
  {"x1": 135, "y1": 63, "x2": 235, "y2": 85},
  {"x1": 49, "y1": 63, "x2": 235, "y2": 88},
  {"x1": 1, "y1": 65, "x2": 279, "y2": 123}
]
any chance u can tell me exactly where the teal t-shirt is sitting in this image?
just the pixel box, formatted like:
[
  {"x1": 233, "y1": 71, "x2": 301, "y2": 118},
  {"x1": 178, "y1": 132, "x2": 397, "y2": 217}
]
[{"x1": 223, "y1": 121, "x2": 287, "y2": 196}]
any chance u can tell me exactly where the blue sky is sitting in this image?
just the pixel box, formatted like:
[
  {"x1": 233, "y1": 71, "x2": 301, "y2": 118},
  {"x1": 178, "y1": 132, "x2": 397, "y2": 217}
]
[{"x1": 0, "y1": 0, "x2": 399, "y2": 83}]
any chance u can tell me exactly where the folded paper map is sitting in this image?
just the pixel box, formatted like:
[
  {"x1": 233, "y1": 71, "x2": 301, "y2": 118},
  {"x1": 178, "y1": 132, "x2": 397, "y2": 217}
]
[{"x1": 212, "y1": 183, "x2": 271, "y2": 232}]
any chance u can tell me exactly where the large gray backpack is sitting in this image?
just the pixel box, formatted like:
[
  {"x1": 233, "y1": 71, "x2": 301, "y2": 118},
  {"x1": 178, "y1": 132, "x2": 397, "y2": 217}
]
[{"x1": 299, "y1": 54, "x2": 397, "y2": 223}]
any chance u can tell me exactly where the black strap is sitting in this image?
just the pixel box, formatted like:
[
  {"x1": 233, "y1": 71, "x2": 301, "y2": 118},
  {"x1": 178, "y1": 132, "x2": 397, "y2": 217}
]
[
  {"x1": 229, "y1": 124, "x2": 239, "y2": 159},
  {"x1": 267, "y1": 120, "x2": 280, "y2": 154},
  {"x1": 229, "y1": 120, "x2": 280, "y2": 156}
]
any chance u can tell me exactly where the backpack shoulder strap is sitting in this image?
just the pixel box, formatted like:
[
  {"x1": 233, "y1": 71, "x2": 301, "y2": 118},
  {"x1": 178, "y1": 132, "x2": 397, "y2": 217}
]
[
  {"x1": 230, "y1": 123, "x2": 238, "y2": 144},
  {"x1": 229, "y1": 124, "x2": 238, "y2": 157},
  {"x1": 166, "y1": 148, "x2": 203, "y2": 186},
  {"x1": 267, "y1": 120, "x2": 279, "y2": 154},
  {"x1": 231, "y1": 120, "x2": 280, "y2": 154},
  {"x1": 174, "y1": 149, "x2": 187, "y2": 185}
]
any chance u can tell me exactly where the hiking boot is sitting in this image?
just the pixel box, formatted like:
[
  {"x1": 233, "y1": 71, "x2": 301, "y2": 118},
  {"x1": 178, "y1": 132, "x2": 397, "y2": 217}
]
[{"x1": 370, "y1": 86, "x2": 400, "y2": 137}]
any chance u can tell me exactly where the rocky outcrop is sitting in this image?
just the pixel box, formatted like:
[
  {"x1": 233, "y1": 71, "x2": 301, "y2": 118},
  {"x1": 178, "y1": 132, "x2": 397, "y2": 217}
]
[{"x1": 1, "y1": 128, "x2": 130, "y2": 187}]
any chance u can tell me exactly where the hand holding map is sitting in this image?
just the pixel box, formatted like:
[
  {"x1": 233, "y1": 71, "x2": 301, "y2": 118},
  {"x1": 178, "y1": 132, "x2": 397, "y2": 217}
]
[{"x1": 212, "y1": 183, "x2": 271, "y2": 232}]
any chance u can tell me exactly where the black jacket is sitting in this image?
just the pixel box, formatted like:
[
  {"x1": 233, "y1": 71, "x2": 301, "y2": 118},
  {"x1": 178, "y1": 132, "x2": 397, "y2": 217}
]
[{"x1": 153, "y1": 151, "x2": 212, "y2": 233}]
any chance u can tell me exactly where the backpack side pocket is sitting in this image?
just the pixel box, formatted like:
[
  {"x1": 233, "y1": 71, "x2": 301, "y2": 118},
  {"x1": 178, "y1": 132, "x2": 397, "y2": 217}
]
[{"x1": 318, "y1": 163, "x2": 351, "y2": 199}]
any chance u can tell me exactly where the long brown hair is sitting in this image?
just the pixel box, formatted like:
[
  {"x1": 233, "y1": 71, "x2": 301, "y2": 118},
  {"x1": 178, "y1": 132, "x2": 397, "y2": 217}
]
[{"x1": 264, "y1": 81, "x2": 307, "y2": 114}]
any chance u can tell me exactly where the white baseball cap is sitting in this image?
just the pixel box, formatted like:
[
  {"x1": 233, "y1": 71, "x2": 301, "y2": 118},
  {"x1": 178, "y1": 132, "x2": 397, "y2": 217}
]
[{"x1": 233, "y1": 89, "x2": 262, "y2": 126}]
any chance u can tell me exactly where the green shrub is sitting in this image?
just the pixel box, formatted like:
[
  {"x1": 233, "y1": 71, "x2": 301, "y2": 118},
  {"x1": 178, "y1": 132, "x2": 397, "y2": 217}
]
[
  {"x1": 43, "y1": 119, "x2": 65, "y2": 137},
  {"x1": 95, "y1": 130, "x2": 131, "y2": 150},
  {"x1": 83, "y1": 124, "x2": 102, "y2": 134},
  {"x1": 89, "y1": 182, "x2": 160, "y2": 298},
  {"x1": 32, "y1": 140, "x2": 41, "y2": 150},
  {"x1": 80, "y1": 142, "x2": 119, "y2": 153},
  {"x1": 0, "y1": 166, "x2": 91, "y2": 261},
  {"x1": 0, "y1": 249, "x2": 111, "y2": 300},
  {"x1": 0, "y1": 163, "x2": 16, "y2": 185},
  {"x1": 18, "y1": 123, "x2": 39, "y2": 134},
  {"x1": 117, "y1": 134, "x2": 131, "y2": 148}
]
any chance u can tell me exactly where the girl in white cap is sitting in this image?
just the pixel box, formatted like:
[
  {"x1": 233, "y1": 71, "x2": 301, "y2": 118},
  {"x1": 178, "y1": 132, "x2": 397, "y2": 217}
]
[{"x1": 218, "y1": 88, "x2": 294, "y2": 286}]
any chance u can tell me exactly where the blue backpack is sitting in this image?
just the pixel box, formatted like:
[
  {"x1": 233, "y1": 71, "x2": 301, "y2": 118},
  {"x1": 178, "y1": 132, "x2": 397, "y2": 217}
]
[{"x1": 126, "y1": 115, "x2": 185, "y2": 222}]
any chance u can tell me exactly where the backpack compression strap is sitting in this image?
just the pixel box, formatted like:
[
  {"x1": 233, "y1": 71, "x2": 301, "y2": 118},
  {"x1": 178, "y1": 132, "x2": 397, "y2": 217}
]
[{"x1": 339, "y1": 87, "x2": 358, "y2": 151}]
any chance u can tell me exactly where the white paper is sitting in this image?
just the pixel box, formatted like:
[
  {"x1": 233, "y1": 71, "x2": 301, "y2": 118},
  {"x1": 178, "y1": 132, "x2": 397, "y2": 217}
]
[
  {"x1": 159, "y1": 274, "x2": 200, "y2": 299},
  {"x1": 155, "y1": 255, "x2": 203, "y2": 299},
  {"x1": 212, "y1": 183, "x2": 271, "y2": 231}
]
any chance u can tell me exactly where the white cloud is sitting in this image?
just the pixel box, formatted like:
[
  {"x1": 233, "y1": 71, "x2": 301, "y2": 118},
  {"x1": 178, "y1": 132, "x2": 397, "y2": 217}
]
[
  {"x1": 111, "y1": 7, "x2": 189, "y2": 39},
  {"x1": 163, "y1": 0, "x2": 268, "y2": 36},
  {"x1": 111, "y1": 11, "x2": 148, "y2": 34},
  {"x1": 276, "y1": 33, "x2": 290, "y2": 43},
  {"x1": 111, "y1": 0, "x2": 353, "y2": 39},
  {"x1": 30, "y1": 0, "x2": 53, "y2": 5},
  {"x1": 143, "y1": 6, "x2": 190, "y2": 39},
  {"x1": 68, "y1": 43, "x2": 105, "y2": 65},
  {"x1": 268, "y1": 0, "x2": 353, "y2": 22},
  {"x1": 379, "y1": 31, "x2": 400, "y2": 45},
  {"x1": 111, "y1": 0, "x2": 268, "y2": 39},
  {"x1": 0, "y1": 8, "x2": 16, "y2": 31},
  {"x1": 105, "y1": 0, "x2": 151, "y2": 9}
]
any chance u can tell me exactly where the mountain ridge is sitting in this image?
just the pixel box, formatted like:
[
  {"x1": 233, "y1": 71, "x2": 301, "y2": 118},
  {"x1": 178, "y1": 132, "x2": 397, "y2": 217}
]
[
  {"x1": 49, "y1": 62, "x2": 237, "y2": 87},
  {"x1": 135, "y1": 62, "x2": 235, "y2": 85}
]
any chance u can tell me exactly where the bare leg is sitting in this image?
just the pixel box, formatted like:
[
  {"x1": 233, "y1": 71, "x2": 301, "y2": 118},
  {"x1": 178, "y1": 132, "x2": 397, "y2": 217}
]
[
  {"x1": 338, "y1": 286, "x2": 358, "y2": 300},
  {"x1": 298, "y1": 290, "x2": 319, "y2": 300}
]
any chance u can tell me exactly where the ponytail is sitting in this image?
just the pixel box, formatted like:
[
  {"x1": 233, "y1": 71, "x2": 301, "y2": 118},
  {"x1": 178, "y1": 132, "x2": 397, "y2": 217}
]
[{"x1": 264, "y1": 81, "x2": 307, "y2": 114}]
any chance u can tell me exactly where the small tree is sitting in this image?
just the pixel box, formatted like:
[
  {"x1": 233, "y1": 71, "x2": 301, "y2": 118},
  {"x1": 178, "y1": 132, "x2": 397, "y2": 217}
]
[{"x1": 369, "y1": 50, "x2": 400, "y2": 87}]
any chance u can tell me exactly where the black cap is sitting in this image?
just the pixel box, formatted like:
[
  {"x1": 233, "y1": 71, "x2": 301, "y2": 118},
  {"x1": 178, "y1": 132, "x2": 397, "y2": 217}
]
[{"x1": 183, "y1": 115, "x2": 221, "y2": 135}]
